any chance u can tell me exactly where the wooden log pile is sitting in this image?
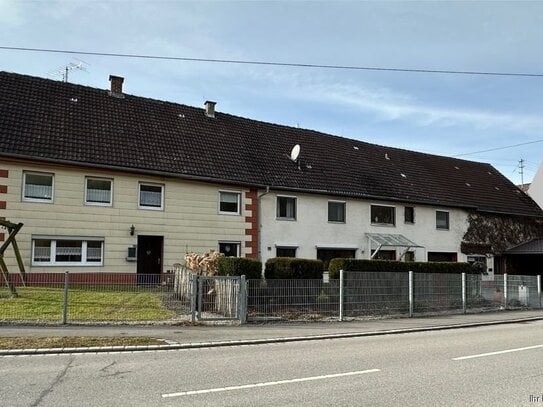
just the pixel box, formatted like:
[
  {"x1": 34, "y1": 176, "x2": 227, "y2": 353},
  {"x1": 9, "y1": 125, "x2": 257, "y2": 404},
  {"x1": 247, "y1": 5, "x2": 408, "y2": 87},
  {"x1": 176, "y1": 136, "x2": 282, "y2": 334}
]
[{"x1": 184, "y1": 250, "x2": 224, "y2": 276}]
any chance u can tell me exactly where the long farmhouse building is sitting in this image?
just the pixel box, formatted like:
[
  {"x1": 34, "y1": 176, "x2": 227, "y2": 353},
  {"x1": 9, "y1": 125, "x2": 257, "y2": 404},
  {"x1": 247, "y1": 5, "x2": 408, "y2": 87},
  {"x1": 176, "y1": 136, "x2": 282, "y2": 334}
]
[{"x1": 1, "y1": 71, "x2": 542, "y2": 279}]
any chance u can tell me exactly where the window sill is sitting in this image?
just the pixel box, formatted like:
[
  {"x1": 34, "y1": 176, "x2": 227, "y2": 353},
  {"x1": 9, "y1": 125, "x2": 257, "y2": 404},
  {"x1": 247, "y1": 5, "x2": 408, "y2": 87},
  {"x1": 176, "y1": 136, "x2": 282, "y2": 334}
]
[
  {"x1": 276, "y1": 217, "x2": 297, "y2": 221},
  {"x1": 85, "y1": 202, "x2": 113, "y2": 207},
  {"x1": 138, "y1": 206, "x2": 164, "y2": 211},
  {"x1": 31, "y1": 263, "x2": 104, "y2": 267},
  {"x1": 23, "y1": 198, "x2": 53, "y2": 204}
]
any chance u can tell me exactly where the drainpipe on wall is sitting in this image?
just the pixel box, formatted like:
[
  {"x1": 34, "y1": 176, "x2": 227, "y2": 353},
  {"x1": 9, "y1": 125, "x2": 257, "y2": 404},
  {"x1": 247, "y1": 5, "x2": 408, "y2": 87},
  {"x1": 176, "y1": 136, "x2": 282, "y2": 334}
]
[{"x1": 257, "y1": 186, "x2": 271, "y2": 274}]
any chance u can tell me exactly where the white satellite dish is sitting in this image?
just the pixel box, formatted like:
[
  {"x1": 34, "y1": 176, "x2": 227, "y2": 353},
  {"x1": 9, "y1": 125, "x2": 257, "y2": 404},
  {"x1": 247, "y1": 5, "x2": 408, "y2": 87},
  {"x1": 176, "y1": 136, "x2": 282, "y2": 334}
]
[{"x1": 290, "y1": 144, "x2": 301, "y2": 162}]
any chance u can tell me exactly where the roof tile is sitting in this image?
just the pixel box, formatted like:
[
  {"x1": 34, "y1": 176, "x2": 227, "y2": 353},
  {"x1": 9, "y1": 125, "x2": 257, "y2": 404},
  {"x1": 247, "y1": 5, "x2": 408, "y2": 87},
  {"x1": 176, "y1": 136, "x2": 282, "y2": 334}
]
[{"x1": 1, "y1": 71, "x2": 541, "y2": 217}]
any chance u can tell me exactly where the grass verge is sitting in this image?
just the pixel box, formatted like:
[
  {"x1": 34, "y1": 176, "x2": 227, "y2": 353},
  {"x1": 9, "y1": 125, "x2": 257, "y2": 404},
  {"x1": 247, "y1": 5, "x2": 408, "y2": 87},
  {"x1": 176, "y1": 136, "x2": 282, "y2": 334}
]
[{"x1": 0, "y1": 336, "x2": 168, "y2": 350}]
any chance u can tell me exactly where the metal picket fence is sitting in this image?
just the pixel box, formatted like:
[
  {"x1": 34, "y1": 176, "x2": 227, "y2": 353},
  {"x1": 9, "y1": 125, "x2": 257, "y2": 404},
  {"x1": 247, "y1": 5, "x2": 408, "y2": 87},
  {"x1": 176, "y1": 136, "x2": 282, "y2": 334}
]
[
  {"x1": 248, "y1": 279, "x2": 340, "y2": 321},
  {"x1": 0, "y1": 269, "x2": 245, "y2": 324},
  {"x1": 1, "y1": 270, "x2": 541, "y2": 324},
  {"x1": 0, "y1": 272, "x2": 192, "y2": 324},
  {"x1": 245, "y1": 271, "x2": 543, "y2": 322}
]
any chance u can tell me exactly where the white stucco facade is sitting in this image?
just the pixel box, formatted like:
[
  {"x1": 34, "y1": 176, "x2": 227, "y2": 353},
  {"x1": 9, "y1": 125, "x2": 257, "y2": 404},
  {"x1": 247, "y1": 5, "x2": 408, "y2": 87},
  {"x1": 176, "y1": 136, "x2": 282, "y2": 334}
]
[
  {"x1": 528, "y1": 163, "x2": 543, "y2": 209},
  {"x1": 259, "y1": 190, "x2": 471, "y2": 266}
]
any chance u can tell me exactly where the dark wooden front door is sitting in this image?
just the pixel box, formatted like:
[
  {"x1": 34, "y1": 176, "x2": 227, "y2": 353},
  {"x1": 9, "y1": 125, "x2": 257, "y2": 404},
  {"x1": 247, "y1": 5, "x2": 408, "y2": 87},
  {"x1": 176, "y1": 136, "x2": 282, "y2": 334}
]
[{"x1": 137, "y1": 235, "x2": 163, "y2": 284}]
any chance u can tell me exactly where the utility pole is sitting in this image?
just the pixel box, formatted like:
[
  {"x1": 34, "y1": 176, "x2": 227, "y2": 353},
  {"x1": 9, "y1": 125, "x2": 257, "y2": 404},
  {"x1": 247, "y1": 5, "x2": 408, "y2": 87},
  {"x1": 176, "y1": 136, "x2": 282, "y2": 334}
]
[{"x1": 519, "y1": 159, "x2": 525, "y2": 187}]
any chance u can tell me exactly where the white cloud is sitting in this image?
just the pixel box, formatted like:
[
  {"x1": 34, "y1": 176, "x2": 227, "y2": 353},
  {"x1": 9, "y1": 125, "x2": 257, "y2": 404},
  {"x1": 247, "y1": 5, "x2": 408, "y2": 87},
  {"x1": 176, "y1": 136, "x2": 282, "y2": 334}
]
[{"x1": 255, "y1": 71, "x2": 543, "y2": 135}]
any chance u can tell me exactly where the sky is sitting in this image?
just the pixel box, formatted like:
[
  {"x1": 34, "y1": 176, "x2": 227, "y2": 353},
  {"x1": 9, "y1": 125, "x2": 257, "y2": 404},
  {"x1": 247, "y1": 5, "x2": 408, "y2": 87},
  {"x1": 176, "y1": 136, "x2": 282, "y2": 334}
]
[{"x1": 1, "y1": 0, "x2": 543, "y2": 186}]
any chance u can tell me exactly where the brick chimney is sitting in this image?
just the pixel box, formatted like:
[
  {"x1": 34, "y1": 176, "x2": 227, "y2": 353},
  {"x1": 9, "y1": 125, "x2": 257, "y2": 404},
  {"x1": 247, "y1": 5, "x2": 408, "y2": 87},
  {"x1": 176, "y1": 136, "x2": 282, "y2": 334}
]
[
  {"x1": 204, "y1": 100, "x2": 216, "y2": 118},
  {"x1": 109, "y1": 75, "x2": 125, "y2": 98}
]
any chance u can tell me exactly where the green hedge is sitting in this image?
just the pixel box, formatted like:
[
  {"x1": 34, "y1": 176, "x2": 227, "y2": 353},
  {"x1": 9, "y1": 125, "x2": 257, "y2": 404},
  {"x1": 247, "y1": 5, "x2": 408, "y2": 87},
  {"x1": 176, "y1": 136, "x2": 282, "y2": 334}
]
[
  {"x1": 265, "y1": 258, "x2": 324, "y2": 279},
  {"x1": 328, "y1": 258, "x2": 477, "y2": 279},
  {"x1": 217, "y1": 257, "x2": 262, "y2": 279}
]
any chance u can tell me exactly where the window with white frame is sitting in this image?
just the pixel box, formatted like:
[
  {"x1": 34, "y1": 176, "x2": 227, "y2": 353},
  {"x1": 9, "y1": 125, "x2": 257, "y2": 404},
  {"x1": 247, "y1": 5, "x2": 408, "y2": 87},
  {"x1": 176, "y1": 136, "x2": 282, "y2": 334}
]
[
  {"x1": 218, "y1": 242, "x2": 240, "y2": 257},
  {"x1": 328, "y1": 201, "x2": 346, "y2": 223},
  {"x1": 139, "y1": 183, "x2": 164, "y2": 210},
  {"x1": 23, "y1": 171, "x2": 54, "y2": 202},
  {"x1": 277, "y1": 196, "x2": 296, "y2": 220},
  {"x1": 85, "y1": 177, "x2": 113, "y2": 206},
  {"x1": 436, "y1": 210, "x2": 450, "y2": 230},
  {"x1": 32, "y1": 238, "x2": 104, "y2": 266},
  {"x1": 219, "y1": 191, "x2": 241, "y2": 214},
  {"x1": 371, "y1": 205, "x2": 395, "y2": 226}
]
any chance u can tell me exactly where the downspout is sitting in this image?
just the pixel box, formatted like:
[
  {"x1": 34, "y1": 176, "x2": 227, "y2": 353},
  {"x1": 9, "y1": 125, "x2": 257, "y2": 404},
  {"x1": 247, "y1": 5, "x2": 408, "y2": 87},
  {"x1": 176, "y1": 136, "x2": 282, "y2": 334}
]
[{"x1": 257, "y1": 186, "x2": 271, "y2": 264}]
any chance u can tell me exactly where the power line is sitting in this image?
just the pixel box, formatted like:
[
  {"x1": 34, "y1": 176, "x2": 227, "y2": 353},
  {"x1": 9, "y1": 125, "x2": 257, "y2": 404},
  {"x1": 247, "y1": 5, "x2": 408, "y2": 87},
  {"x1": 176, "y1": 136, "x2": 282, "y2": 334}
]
[
  {"x1": 452, "y1": 139, "x2": 543, "y2": 157},
  {"x1": 1, "y1": 45, "x2": 543, "y2": 78}
]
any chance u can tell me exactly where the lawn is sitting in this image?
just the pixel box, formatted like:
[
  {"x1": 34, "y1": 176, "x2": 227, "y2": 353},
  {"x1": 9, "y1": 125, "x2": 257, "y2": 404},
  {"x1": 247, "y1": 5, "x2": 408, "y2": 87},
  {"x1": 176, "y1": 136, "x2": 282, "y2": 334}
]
[{"x1": 0, "y1": 286, "x2": 177, "y2": 322}]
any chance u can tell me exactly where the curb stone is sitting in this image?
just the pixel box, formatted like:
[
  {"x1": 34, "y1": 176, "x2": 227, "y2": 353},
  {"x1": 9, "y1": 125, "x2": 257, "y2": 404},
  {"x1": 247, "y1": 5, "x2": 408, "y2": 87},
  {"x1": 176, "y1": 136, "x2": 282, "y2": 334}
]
[{"x1": 1, "y1": 316, "x2": 542, "y2": 356}]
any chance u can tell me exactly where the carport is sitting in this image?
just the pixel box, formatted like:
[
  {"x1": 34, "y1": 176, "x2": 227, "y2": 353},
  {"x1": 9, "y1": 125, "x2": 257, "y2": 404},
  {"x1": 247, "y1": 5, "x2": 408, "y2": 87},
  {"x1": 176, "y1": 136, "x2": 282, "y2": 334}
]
[{"x1": 504, "y1": 239, "x2": 543, "y2": 275}]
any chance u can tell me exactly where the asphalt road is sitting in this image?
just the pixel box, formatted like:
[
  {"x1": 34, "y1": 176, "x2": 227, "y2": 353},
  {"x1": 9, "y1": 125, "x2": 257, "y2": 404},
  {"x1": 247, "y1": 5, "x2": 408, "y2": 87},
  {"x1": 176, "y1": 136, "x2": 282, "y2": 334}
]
[{"x1": 1, "y1": 320, "x2": 542, "y2": 406}]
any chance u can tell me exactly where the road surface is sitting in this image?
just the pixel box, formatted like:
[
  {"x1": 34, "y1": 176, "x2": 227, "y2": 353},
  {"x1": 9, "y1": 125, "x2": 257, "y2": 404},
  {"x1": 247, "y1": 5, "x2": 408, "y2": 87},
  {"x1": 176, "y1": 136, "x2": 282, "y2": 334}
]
[{"x1": 1, "y1": 320, "x2": 542, "y2": 406}]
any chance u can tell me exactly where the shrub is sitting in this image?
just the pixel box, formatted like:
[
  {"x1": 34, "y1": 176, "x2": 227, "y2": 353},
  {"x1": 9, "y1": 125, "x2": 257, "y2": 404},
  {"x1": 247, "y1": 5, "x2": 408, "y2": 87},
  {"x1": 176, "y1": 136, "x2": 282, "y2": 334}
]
[
  {"x1": 328, "y1": 258, "x2": 476, "y2": 279},
  {"x1": 265, "y1": 258, "x2": 324, "y2": 279},
  {"x1": 217, "y1": 257, "x2": 262, "y2": 279}
]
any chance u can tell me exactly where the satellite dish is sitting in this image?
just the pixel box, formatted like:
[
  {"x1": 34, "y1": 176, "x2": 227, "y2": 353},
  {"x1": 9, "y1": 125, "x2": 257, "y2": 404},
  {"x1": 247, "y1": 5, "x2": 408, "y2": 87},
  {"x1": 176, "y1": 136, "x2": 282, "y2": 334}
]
[{"x1": 290, "y1": 144, "x2": 301, "y2": 162}]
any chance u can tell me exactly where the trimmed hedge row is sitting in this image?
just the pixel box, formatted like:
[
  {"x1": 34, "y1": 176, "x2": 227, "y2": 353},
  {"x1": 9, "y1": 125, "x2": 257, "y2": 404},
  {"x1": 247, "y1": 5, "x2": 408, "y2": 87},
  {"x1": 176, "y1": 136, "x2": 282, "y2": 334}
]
[
  {"x1": 265, "y1": 258, "x2": 324, "y2": 279},
  {"x1": 328, "y1": 258, "x2": 477, "y2": 279},
  {"x1": 217, "y1": 257, "x2": 262, "y2": 279}
]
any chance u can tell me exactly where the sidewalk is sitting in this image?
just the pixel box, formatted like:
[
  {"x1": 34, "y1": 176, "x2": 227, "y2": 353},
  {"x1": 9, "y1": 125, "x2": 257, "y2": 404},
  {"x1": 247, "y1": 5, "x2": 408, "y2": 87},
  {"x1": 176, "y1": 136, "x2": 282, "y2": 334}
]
[{"x1": 1, "y1": 309, "x2": 542, "y2": 355}]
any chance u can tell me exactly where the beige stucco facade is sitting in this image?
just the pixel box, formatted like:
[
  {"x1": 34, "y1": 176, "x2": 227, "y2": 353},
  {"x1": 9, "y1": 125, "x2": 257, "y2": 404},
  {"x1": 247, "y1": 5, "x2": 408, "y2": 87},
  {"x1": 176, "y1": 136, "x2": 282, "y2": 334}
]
[{"x1": 0, "y1": 160, "x2": 253, "y2": 274}]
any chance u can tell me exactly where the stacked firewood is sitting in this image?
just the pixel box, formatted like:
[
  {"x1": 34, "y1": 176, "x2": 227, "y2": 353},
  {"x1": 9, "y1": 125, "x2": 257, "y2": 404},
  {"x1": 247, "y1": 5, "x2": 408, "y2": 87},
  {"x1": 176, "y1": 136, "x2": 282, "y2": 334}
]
[{"x1": 184, "y1": 250, "x2": 224, "y2": 276}]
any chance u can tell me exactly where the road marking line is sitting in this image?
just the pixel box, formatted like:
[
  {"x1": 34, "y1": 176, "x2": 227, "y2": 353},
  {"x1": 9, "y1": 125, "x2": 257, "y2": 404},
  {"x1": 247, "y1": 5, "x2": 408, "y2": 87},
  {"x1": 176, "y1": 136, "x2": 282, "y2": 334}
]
[
  {"x1": 161, "y1": 368, "x2": 381, "y2": 398},
  {"x1": 453, "y1": 344, "x2": 543, "y2": 360}
]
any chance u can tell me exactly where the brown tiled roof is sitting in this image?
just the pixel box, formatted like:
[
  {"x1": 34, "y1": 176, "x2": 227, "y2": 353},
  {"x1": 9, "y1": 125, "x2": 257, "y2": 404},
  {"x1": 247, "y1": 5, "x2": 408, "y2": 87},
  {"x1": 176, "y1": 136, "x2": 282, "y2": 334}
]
[{"x1": 1, "y1": 71, "x2": 542, "y2": 217}]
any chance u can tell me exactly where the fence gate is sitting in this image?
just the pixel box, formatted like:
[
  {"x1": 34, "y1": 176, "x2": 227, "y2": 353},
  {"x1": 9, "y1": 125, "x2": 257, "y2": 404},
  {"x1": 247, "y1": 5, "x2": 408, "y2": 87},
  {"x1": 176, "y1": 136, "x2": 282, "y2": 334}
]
[{"x1": 192, "y1": 275, "x2": 247, "y2": 323}]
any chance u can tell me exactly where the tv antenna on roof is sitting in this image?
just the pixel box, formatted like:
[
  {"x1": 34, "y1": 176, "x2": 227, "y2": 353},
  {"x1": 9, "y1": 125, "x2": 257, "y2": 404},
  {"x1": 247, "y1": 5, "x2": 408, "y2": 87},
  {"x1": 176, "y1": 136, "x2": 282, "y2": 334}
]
[{"x1": 49, "y1": 59, "x2": 89, "y2": 83}]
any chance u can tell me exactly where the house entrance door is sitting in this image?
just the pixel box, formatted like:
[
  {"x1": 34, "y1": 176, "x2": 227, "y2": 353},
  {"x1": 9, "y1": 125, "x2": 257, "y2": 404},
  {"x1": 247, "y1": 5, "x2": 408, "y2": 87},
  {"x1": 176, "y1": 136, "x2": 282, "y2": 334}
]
[{"x1": 137, "y1": 235, "x2": 163, "y2": 285}]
